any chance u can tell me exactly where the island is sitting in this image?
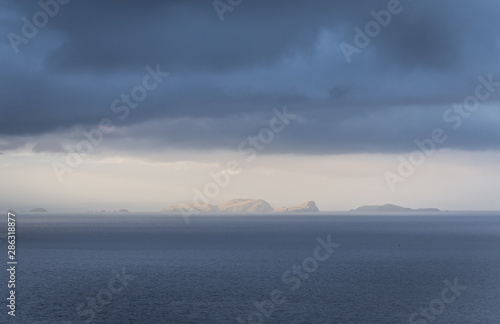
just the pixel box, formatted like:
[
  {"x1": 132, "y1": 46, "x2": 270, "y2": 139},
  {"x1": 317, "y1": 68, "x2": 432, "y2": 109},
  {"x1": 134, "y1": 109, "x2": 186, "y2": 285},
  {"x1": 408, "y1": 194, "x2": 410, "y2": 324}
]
[
  {"x1": 274, "y1": 201, "x2": 319, "y2": 212},
  {"x1": 161, "y1": 203, "x2": 219, "y2": 213},
  {"x1": 218, "y1": 199, "x2": 274, "y2": 212},
  {"x1": 87, "y1": 209, "x2": 130, "y2": 213},
  {"x1": 161, "y1": 199, "x2": 319, "y2": 213},
  {"x1": 350, "y1": 204, "x2": 441, "y2": 213}
]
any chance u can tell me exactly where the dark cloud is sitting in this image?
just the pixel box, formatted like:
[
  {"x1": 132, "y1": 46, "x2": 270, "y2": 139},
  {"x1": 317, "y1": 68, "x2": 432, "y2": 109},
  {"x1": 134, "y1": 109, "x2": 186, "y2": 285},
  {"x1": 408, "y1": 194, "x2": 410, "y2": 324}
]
[{"x1": 1, "y1": 0, "x2": 500, "y2": 154}]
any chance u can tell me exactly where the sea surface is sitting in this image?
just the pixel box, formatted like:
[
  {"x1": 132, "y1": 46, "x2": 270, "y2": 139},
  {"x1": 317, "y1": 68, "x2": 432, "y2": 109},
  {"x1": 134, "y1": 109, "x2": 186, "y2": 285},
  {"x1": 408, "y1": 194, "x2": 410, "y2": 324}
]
[{"x1": 1, "y1": 212, "x2": 499, "y2": 323}]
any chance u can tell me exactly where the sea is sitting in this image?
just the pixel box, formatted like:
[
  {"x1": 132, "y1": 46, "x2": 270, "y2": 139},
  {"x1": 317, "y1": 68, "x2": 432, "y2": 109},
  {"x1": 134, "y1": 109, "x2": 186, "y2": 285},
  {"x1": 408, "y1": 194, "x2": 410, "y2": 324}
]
[{"x1": 1, "y1": 212, "x2": 499, "y2": 323}]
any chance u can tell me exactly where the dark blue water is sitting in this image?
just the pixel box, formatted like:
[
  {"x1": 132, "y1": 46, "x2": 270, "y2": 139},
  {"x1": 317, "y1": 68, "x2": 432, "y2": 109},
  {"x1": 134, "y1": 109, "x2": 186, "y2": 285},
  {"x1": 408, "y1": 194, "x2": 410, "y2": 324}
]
[{"x1": 1, "y1": 213, "x2": 499, "y2": 323}]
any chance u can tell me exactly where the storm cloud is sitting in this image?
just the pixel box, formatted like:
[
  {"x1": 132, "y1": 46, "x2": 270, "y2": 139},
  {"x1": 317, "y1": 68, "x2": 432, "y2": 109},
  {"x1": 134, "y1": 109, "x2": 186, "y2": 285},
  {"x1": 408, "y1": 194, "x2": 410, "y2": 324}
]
[{"x1": 1, "y1": 0, "x2": 500, "y2": 154}]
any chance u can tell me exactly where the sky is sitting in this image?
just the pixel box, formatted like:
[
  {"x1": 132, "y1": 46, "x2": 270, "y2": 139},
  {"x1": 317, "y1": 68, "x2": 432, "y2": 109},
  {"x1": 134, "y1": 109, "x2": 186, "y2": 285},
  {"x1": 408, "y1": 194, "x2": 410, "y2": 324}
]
[{"x1": 1, "y1": 0, "x2": 500, "y2": 212}]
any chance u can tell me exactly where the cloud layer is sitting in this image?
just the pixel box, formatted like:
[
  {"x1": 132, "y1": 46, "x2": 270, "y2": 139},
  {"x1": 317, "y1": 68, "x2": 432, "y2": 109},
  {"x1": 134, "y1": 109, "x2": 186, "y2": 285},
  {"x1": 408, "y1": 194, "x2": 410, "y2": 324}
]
[{"x1": 2, "y1": 0, "x2": 500, "y2": 154}]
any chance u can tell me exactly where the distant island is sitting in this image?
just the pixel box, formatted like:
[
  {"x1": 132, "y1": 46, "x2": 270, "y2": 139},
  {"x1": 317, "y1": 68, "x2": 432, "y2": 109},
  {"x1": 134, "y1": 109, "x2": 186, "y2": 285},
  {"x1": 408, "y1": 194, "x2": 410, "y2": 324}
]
[
  {"x1": 161, "y1": 201, "x2": 442, "y2": 214},
  {"x1": 162, "y1": 199, "x2": 320, "y2": 213},
  {"x1": 29, "y1": 208, "x2": 48, "y2": 212},
  {"x1": 275, "y1": 201, "x2": 319, "y2": 212},
  {"x1": 87, "y1": 209, "x2": 130, "y2": 213},
  {"x1": 350, "y1": 204, "x2": 441, "y2": 213}
]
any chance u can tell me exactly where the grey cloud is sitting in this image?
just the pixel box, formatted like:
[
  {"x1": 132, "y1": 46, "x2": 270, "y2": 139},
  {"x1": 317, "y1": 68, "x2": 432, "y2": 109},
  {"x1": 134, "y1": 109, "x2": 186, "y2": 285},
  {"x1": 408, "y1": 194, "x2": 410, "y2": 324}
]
[{"x1": 1, "y1": 0, "x2": 500, "y2": 154}]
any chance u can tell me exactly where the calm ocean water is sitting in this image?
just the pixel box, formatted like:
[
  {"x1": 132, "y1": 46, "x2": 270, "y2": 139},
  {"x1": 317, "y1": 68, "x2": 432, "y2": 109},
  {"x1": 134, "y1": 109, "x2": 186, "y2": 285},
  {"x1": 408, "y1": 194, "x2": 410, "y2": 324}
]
[{"x1": 1, "y1": 213, "x2": 499, "y2": 323}]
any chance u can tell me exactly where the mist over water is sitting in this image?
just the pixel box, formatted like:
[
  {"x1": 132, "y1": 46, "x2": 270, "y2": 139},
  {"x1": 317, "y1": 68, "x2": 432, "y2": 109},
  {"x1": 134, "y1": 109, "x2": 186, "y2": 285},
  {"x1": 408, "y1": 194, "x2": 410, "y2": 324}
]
[{"x1": 1, "y1": 213, "x2": 500, "y2": 323}]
